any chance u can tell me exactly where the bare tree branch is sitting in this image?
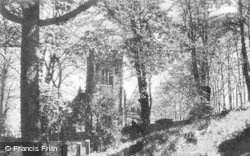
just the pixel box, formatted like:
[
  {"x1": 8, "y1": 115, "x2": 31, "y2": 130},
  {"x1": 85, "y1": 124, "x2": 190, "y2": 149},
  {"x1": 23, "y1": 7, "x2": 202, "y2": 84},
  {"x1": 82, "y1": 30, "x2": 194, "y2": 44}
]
[
  {"x1": 38, "y1": 0, "x2": 99, "y2": 26},
  {"x1": 103, "y1": 0, "x2": 124, "y2": 25},
  {"x1": 0, "y1": 1, "x2": 23, "y2": 24},
  {"x1": 0, "y1": 50, "x2": 20, "y2": 74}
]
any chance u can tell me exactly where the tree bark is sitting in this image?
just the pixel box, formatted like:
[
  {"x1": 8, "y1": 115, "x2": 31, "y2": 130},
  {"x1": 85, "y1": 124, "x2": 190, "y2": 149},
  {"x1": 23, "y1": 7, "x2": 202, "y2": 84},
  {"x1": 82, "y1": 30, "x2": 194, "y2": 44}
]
[
  {"x1": 0, "y1": 1, "x2": 98, "y2": 155},
  {"x1": 220, "y1": 62, "x2": 226, "y2": 109},
  {"x1": 227, "y1": 53, "x2": 232, "y2": 109},
  {"x1": 85, "y1": 49, "x2": 96, "y2": 132},
  {"x1": 236, "y1": 39, "x2": 243, "y2": 107},
  {"x1": 136, "y1": 62, "x2": 150, "y2": 126},
  {"x1": 148, "y1": 75, "x2": 153, "y2": 114},
  {"x1": 129, "y1": 36, "x2": 151, "y2": 127},
  {"x1": 179, "y1": 101, "x2": 182, "y2": 121},
  {"x1": 239, "y1": 0, "x2": 250, "y2": 102},
  {"x1": 0, "y1": 51, "x2": 8, "y2": 138},
  {"x1": 191, "y1": 46, "x2": 200, "y2": 86},
  {"x1": 20, "y1": 2, "x2": 44, "y2": 156},
  {"x1": 185, "y1": 0, "x2": 211, "y2": 103},
  {"x1": 191, "y1": 46, "x2": 211, "y2": 102}
]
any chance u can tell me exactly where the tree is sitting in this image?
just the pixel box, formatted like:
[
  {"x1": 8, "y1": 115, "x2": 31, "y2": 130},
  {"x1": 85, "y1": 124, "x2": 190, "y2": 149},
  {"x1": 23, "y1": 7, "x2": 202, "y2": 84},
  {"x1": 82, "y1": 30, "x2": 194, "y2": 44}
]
[
  {"x1": 39, "y1": 83, "x2": 71, "y2": 142},
  {"x1": 41, "y1": 24, "x2": 86, "y2": 96},
  {"x1": 153, "y1": 54, "x2": 199, "y2": 120},
  {"x1": 0, "y1": 16, "x2": 20, "y2": 139},
  {"x1": 174, "y1": 0, "x2": 216, "y2": 102},
  {"x1": 221, "y1": 0, "x2": 250, "y2": 106},
  {"x1": 170, "y1": 0, "x2": 239, "y2": 117},
  {"x1": 0, "y1": 0, "x2": 98, "y2": 155},
  {"x1": 238, "y1": 0, "x2": 250, "y2": 103},
  {"x1": 104, "y1": 0, "x2": 167, "y2": 127},
  {"x1": 91, "y1": 91, "x2": 121, "y2": 150}
]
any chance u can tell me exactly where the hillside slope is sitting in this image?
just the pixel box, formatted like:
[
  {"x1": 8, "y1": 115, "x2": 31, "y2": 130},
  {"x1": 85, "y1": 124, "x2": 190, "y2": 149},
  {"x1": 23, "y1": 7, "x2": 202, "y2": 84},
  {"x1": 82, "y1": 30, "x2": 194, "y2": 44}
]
[
  {"x1": 89, "y1": 108, "x2": 250, "y2": 156},
  {"x1": 136, "y1": 108, "x2": 250, "y2": 156}
]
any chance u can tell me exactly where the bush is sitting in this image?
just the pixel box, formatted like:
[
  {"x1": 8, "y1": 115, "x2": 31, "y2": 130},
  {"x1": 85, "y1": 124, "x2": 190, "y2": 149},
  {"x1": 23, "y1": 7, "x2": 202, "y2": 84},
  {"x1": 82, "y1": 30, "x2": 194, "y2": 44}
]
[
  {"x1": 188, "y1": 102, "x2": 213, "y2": 120},
  {"x1": 121, "y1": 122, "x2": 144, "y2": 141},
  {"x1": 155, "y1": 118, "x2": 173, "y2": 126},
  {"x1": 91, "y1": 92, "x2": 122, "y2": 150}
]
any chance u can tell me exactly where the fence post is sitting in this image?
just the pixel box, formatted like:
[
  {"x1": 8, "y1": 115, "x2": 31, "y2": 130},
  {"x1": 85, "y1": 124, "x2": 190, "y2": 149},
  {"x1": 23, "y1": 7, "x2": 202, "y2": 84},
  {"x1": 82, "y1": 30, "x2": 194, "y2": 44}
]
[
  {"x1": 98, "y1": 138, "x2": 102, "y2": 152},
  {"x1": 76, "y1": 142, "x2": 82, "y2": 156},
  {"x1": 61, "y1": 143, "x2": 68, "y2": 156},
  {"x1": 85, "y1": 140, "x2": 90, "y2": 155}
]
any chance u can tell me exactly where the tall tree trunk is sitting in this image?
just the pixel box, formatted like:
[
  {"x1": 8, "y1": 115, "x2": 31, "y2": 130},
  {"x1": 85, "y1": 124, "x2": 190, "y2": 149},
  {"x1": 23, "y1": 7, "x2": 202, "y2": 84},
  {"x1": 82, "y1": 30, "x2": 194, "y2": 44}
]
[
  {"x1": 0, "y1": 52, "x2": 8, "y2": 138},
  {"x1": 200, "y1": 57, "x2": 207, "y2": 86},
  {"x1": 135, "y1": 61, "x2": 150, "y2": 126},
  {"x1": 188, "y1": 1, "x2": 211, "y2": 103},
  {"x1": 215, "y1": 76, "x2": 220, "y2": 113},
  {"x1": 200, "y1": 48, "x2": 211, "y2": 101},
  {"x1": 85, "y1": 49, "x2": 95, "y2": 132},
  {"x1": 221, "y1": 63, "x2": 226, "y2": 110},
  {"x1": 21, "y1": 2, "x2": 43, "y2": 156},
  {"x1": 191, "y1": 45, "x2": 211, "y2": 102},
  {"x1": 236, "y1": 88, "x2": 238, "y2": 108},
  {"x1": 179, "y1": 99, "x2": 182, "y2": 121},
  {"x1": 212, "y1": 82, "x2": 216, "y2": 110},
  {"x1": 174, "y1": 103, "x2": 177, "y2": 121},
  {"x1": 148, "y1": 75, "x2": 153, "y2": 114},
  {"x1": 243, "y1": 74, "x2": 246, "y2": 105},
  {"x1": 135, "y1": 38, "x2": 150, "y2": 126},
  {"x1": 0, "y1": 1, "x2": 97, "y2": 154},
  {"x1": 191, "y1": 46, "x2": 200, "y2": 86},
  {"x1": 239, "y1": 0, "x2": 250, "y2": 103},
  {"x1": 191, "y1": 46, "x2": 211, "y2": 101},
  {"x1": 125, "y1": 35, "x2": 151, "y2": 127},
  {"x1": 227, "y1": 53, "x2": 232, "y2": 109},
  {"x1": 237, "y1": 41, "x2": 243, "y2": 107}
]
